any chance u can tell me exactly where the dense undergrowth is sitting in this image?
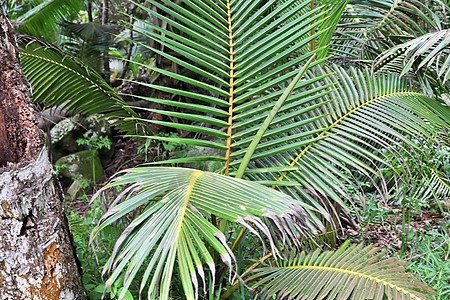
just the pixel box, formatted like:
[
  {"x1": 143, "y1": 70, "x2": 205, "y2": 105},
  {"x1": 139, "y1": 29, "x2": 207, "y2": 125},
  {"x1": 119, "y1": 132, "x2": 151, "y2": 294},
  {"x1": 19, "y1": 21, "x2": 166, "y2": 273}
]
[{"x1": 67, "y1": 194, "x2": 450, "y2": 299}]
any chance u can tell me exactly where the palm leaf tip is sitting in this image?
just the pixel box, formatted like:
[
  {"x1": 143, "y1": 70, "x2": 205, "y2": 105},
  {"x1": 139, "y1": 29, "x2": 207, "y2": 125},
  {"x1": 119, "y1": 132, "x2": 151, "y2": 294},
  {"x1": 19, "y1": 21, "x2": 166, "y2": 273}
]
[{"x1": 249, "y1": 241, "x2": 437, "y2": 300}]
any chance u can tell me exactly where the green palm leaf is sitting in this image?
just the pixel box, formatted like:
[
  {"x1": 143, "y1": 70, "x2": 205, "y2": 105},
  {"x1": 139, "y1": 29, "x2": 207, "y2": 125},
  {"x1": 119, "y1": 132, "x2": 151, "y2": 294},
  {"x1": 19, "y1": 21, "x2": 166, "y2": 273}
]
[
  {"x1": 249, "y1": 241, "x2": 436, "y2": 299},
  {"x1": 374, "y1": 30, "x2": 450, "y2": 84},
  {"x1": 92, "y1": 167, "x2": 317, "y2": 299},
  {"x1": 328, "y1": 0, "x2": 449, "y2": 64},
  {"x1": 18, "y1": 37, "x2": 144, "y2": 134},
  {"x1": 344, "y1": 0, "x2": 443, "y2": 37},
  {"x1": 376, "y1": 0, "x2": 442, "y2": 36},
  {"x1": 126, "y1": 0, "x2": 347, "y2": 173},
  {"x1": 404, "y1": 168, "x2": 450, "y2": 204},
  {"x1": 314, "y1": 0, "x2": 349, "y2": 60},
  {"x1": 14, "y1": 0, "x2": 85, "y2": 41},
  {"x1": 249, "y1": 65, "x2": 450, "y2": 219},
  {"x1": 420, "y1": 169, "x2": 450, "y2": 199}
]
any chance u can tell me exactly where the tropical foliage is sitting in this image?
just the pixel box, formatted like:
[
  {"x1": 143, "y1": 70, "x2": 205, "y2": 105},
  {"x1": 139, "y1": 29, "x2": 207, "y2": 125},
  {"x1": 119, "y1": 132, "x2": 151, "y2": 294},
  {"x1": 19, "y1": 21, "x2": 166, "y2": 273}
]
[
  {"x1": 89, "y1": 0, "x2": 450, "y2": 299},
  {"x1": 13, "y1": 0, "x2": 84, "y2": 41},
  {"x1": 93, "y1": 167, "x2": 314, "y2": 299},
  {"x1": 7, "y1": 0, "x2": 450, "y2": 299},
  {"x1": 18, "y1": 36, "x2": 143, "y2": 134},
  {"x1": 249, "y1": 241, "x2": 436, "y2": 299}
]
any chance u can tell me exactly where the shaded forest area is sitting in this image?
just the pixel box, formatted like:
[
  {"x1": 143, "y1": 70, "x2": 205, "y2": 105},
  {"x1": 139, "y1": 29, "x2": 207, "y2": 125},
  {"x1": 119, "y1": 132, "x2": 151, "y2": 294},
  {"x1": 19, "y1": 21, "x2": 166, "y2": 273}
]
[{"x1": 1, "y1": 0, "x2": 450, "y2": 299}]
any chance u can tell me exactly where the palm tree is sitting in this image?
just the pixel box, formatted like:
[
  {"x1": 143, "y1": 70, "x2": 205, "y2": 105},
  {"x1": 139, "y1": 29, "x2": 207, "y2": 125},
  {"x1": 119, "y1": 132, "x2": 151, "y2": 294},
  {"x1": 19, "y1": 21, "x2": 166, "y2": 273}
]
[
  {"x1": 86, "y1": 0, "x2": 450, "y2": 299},
  {"x1": 10, "y1": 0, "x2": 449, "y2": 299}
]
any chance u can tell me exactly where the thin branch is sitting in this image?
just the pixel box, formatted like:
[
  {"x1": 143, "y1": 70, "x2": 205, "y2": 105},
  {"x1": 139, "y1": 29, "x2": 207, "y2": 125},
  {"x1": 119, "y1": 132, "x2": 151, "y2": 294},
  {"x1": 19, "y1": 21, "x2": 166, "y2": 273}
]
[{"x1": 406, "y1": 236, "x2": 450, "y2": 261}]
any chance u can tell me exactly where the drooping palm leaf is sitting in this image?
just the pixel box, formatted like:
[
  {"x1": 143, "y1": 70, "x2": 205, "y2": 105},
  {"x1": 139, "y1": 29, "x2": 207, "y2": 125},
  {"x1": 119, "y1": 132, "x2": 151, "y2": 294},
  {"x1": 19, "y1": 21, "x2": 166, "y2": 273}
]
[
  {"x1": 409, "y1": 168, "x2": 450, "y2": 203},
  {"x1": 328, "y1": 0, "x2": 449, "y2": 65},
  {"x1": 248, "y1": 241, "x2": 436, "y2": 299},
  {"x1": 18, "y1": 37, "x2": 144, "y2": 134},
  {"x1": 374, "y1": 30, "x2": 450, "y2": 85},
  {"x1": 92, "y1": 167, "x2": 318, "y2": 300}
]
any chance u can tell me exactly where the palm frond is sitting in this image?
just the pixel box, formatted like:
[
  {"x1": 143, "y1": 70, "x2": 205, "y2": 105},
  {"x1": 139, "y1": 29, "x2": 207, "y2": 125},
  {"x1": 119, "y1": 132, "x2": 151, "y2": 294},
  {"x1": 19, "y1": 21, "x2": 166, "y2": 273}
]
[
  {"x1": 64, "y1": 22, "x2": 120, "y2": 42},
  {"x1": 92, "y1": 167, "x2": 318, "y2": 299},
  {"x1": 410, "y1": 168, "x2": 450, "y2": 203},
  {"x1": 328, "y1": 0, "x2": 450, "y2": 65},
  {"x1": 18, "y1": 37, "x2": 144, "y2": 134},
  {"x1": 249, "y1": 241, "x2": 436, "y2": 299},
  {"x1": 247, "y1": 65, "x2": 450, "y2": 221},
  {"x1": 126, "y1": 0, "x2": 345, "y2": 173},
  {"x1": 315, "y1": 0, "x2": 349, "y2": 60},
  {"x1": 376, "y1": 0, "x2": 444, "y2": 36},
  {"x1": 346, "y1": 0, "x2": 445, "y2": 36},
  {"x1": 374, "y1": 29, "x2": 450, "y2": 85},
  {"x1": 14, "y1": 0, "x2": 85, "y2": 42}
]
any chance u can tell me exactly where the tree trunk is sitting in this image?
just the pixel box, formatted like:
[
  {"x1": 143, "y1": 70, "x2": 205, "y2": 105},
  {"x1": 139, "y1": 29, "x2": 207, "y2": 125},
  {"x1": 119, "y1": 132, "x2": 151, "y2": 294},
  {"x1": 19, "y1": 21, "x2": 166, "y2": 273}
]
[{"x1": 0, "y1": 10, "x2": 87, "y2": 300}]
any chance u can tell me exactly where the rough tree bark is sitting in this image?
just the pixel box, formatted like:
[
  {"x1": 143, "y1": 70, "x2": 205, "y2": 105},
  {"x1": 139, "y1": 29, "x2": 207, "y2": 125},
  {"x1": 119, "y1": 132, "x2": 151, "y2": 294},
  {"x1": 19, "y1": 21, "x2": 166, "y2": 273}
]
[{"x1": 0, "y1": 9, "x2": 87, "y2": 300}]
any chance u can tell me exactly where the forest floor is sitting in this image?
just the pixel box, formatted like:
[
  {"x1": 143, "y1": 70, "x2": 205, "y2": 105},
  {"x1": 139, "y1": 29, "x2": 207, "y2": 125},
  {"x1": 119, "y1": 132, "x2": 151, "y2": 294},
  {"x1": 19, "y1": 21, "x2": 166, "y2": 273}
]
[{"x1": 343, "y1": 211, "x2": 447, "y2": 250}]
